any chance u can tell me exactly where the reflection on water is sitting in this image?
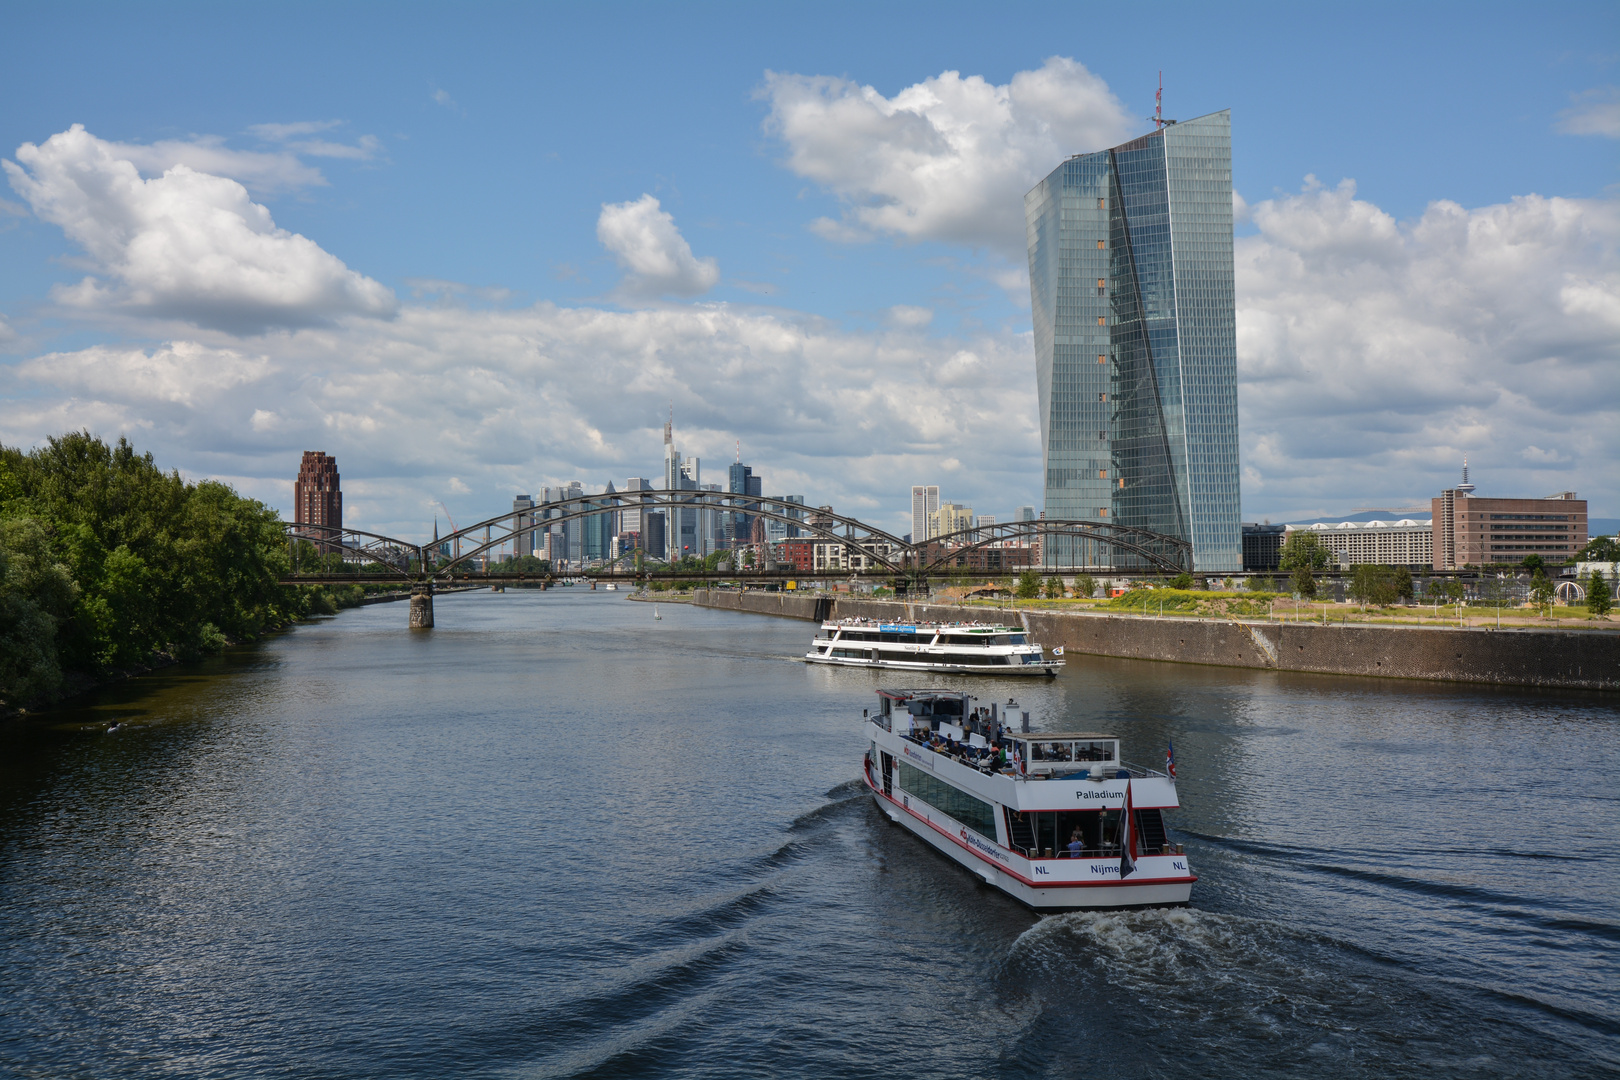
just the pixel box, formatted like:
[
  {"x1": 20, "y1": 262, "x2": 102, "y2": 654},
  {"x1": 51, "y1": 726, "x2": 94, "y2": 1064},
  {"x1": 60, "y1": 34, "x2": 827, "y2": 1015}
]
[{"x1": 1, "y1": 590, "x2": 1616, "y2": 1078}]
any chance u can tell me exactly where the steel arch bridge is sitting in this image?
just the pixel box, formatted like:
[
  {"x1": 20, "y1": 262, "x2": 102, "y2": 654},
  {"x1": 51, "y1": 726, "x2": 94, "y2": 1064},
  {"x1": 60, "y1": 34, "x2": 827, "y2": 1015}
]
[{"x1": 280, "y1": 490, "x2": 1192, "y2": 624}]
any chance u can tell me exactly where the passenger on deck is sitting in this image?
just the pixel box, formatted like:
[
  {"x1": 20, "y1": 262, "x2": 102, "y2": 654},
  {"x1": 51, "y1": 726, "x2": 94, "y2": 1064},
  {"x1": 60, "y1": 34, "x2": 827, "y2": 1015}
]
[{"x1": 1067, "y1": 828, "x2": 1085, "y2": 859}]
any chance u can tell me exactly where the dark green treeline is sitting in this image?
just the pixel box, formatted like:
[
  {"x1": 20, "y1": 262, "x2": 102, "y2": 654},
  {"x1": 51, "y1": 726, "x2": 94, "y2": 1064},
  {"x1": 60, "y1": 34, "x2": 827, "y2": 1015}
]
[{"x1": 0, "y1": 433, "x2": 314, "y2": 709}]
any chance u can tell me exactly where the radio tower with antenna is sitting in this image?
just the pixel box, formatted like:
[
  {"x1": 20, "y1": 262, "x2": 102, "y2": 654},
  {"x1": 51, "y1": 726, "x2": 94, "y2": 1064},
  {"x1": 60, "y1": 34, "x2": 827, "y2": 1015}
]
[{"x1": 1148, "y1": 71, "x2": 1175, "y2": 129}]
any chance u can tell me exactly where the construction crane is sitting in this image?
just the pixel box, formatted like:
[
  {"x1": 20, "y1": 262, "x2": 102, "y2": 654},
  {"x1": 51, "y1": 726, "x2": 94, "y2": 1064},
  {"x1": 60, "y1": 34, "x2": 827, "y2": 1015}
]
[{"x1": 438, "y1": 501, "x2": 461, "y2": 560}]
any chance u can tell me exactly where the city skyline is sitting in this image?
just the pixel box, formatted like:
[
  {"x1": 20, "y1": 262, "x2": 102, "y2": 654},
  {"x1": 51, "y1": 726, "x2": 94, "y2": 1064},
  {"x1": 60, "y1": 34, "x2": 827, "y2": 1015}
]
[{"x1": 0, "y1": 5, "x2": 1615, "y2": 544}]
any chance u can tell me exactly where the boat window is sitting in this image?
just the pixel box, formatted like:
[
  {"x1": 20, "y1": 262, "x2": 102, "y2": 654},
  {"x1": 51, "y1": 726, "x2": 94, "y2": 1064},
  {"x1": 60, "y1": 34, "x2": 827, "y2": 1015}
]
[
  {"x1": 898, "y1": 762, "x2": 997, "y2": 839},
  {"x1": 1007, "y1": 634, "x2": 1027, "y2": 645}
]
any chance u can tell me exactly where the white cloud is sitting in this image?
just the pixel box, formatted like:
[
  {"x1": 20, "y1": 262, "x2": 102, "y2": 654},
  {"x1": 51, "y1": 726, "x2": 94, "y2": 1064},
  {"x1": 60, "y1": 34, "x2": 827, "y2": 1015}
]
[
  {"x1": 105, "y1": 135, "x2": 325, "y2": 194},
  {"x1": 762, "y1": 57, "x2": 1133, "y2": 255},
  {"x1": 886, "y1": 305, "x2": 932, "y2": 328},
  {"x1": 0, "y1": 314, "x2": 14, "y2": 343},
  {"x1": 5, "y1": 125, "x2": 397, "y2": 332},
  {"x1": 1556, "y1": 86, "x2": 1620, "y2": 138},
  {"x1": 596, "y1": 194, "x2": 720, "y2": 298},
  {"x1": 1236, "y1": 179, "x2": 1619, "y2": 516},
  {"x1": 0, "y1": 302, "x2": 1039, "y2": 540},
  {"x1": 247, "y1": 120, "x2": 382, "y2": 161}
]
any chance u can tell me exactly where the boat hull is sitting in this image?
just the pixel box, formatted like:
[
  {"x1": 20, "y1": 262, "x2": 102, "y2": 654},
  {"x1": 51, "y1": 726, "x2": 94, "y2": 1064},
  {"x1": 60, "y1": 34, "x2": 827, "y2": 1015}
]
[
  {"x1": 806, "y1": 655, "x2": 1060, "y2": 677},
  {"x1": 864, "y1": 773, "x2": 1193, "y2": 911}
]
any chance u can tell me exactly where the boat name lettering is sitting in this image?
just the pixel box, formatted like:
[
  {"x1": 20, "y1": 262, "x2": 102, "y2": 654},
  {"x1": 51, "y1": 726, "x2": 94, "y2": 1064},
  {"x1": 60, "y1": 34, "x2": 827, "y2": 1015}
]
[
  {"x1": 1075, "y1": 788, "x2": 1122, "y2": 801},
  {"x1": 1090, "y1": 863, "x2": 1121, "y2": 877},
  {"x1": 959, "y1": 828, "x2": 1010, "y2": 864},
  {"x1": 901, "y1": 744, "x2": 935, "y2": 769},
  {"x1": 878, "y1": 624, "x2": 918, "y2": 633}
]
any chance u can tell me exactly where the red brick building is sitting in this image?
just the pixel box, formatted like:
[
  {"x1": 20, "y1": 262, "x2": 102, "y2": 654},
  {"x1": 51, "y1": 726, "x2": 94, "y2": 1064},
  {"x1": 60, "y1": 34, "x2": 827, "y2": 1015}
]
[
  {"x1": 1432, "y1": 482, "x2": 1586, "y2": 570},
  {"x1": 777, "y1": 539, "x2": 815, "y2": 573},
  {"x1": 294, "y1": 451, "x2": 342, "y2": 552}
]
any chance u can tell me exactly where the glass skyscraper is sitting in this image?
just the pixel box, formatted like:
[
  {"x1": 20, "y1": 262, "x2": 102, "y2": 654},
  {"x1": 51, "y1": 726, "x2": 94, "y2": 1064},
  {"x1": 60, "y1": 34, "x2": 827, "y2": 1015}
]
[{"x1": 1025, "y1": 110, "x2": 1241, "y2": 572}]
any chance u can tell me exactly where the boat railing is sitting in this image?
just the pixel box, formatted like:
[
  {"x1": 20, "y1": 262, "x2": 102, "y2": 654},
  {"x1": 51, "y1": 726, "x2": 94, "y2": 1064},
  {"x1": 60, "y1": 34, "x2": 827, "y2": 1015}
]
[{"x1": 1014, "y1": 842, "x2": 1186, "y2": 860}]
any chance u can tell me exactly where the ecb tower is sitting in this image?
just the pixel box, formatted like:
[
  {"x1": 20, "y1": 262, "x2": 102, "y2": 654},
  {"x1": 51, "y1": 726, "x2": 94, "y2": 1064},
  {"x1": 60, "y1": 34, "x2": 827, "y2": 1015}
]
[{"x1": 1025, "y1": 110, "x2": 1241, "y2": 573}]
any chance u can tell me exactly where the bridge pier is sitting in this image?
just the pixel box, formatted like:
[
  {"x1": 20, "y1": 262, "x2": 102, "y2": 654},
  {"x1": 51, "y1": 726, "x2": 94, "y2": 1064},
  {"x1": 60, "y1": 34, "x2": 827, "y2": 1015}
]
[{"x1": 409, "y1": 582, "x2": 434, "y2": 629}]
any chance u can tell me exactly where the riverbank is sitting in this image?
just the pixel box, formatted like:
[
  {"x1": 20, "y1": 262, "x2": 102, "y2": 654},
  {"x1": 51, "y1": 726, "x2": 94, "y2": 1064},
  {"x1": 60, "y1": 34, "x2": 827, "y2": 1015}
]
[{"x1": 692, "y1": 589, "x2": 1620, "y2": 691}]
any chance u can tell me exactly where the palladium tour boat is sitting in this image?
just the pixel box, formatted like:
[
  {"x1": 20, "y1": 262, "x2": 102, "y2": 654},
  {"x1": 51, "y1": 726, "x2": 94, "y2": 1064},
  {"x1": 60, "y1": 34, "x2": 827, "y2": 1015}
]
[
  {"x1": 806, "y1": 619, "x2": 1064, "y2": 677},
  {"x1": 862, "y1": 689, "x2": 1193, "y2": 910}
]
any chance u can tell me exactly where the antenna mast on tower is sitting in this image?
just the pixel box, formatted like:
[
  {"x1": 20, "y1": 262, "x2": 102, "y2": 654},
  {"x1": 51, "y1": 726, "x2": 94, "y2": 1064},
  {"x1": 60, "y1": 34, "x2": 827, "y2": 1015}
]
[{"x1": 1147, "y1": 71, "x2": 1175, "y2": 129}]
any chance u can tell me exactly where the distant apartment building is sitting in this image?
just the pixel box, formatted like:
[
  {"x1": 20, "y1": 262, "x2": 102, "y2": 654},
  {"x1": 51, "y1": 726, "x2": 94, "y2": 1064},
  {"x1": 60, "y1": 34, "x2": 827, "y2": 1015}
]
[
  {"x1": 813, "y1": 540, "x2": 899, "y2": 573},
  {"x1": 1432, "y1": 466, "x2": 1587, "y2": 569},
  {"x1": 911, "y1": 485, "x2": 940, "y2": 541},
  {"x1": 928, "y1": 502, "x2": 973, "y2": 539},
  {"x1": 1286, "y1": 520, "x2": 1434, "y2": 570},
  {"x1": 293, "y1": 451, "x2": 342, "y2": 553},
  {"x1": 778, "y1": 539, "x2": 815, "y2": 573}
]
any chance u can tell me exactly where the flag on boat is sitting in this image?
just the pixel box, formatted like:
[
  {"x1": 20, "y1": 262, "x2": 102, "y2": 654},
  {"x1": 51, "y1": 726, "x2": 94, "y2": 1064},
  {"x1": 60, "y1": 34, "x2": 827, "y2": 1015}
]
[
  {"x1": 1052, "y1": 645, "x2": 1065, "y2": 657},
  {"x1": 1166, "y1": 739, "x2": 1176, "y2": 779},
  {"x1": 1119, "y1": 780, "x2": 1137, "y2": 879}
]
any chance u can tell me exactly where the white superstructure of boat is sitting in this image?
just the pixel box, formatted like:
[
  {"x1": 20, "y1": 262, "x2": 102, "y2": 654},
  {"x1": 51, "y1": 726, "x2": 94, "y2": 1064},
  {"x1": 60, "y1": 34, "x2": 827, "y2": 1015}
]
[
  {"x1": 862, "y1": 689, "x2": 1193, "y2": 910},
  {"x1": 805, "y1": 619, "x2": 1063, "y2": 677}
]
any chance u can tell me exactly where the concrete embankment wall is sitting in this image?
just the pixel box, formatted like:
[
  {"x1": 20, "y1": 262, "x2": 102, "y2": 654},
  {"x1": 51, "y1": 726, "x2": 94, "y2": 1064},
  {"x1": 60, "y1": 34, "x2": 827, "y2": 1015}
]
[{"x1": 692, "y1": 590, "x2": 1619, "y2": 691}]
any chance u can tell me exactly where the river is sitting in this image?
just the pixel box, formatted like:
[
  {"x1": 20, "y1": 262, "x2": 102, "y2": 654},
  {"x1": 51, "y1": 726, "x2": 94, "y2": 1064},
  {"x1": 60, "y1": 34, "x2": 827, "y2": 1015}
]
[{"x1": 1, "y1": 589, "x2": 1616, "y2": 1078}]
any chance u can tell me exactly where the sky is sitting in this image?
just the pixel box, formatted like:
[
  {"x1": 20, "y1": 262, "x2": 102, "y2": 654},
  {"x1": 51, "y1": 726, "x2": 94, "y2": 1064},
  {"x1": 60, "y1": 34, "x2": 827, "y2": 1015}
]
[{"x1": 1, "y1": 0, "x2": 1616, "y2": 541}]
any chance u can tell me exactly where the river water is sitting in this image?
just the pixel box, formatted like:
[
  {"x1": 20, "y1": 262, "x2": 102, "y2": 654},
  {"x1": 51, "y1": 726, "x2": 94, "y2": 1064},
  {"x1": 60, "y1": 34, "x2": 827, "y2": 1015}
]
[{"x1": 1, "y1": 590, "x2": 1616, "y2": 1078}]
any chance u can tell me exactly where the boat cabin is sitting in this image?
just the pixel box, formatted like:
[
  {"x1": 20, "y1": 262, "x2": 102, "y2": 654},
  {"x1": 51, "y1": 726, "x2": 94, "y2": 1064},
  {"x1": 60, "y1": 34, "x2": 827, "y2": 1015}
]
[{"x1": 1005, "y1": 733, "x2": 1120, "y2": 776}]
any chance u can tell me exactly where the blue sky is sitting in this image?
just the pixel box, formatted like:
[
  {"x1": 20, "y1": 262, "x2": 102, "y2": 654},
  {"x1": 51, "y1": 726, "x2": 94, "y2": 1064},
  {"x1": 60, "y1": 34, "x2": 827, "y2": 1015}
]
[{"x1": 1, "y1": 1, "x2": 1616, "y2": 538}]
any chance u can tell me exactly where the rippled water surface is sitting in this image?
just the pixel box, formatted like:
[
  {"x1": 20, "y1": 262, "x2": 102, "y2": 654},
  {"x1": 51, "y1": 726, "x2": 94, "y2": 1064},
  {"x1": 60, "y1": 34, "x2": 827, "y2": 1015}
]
[{"x1": 2, "y1": 590, "x2": 1616, "y2": 1078}]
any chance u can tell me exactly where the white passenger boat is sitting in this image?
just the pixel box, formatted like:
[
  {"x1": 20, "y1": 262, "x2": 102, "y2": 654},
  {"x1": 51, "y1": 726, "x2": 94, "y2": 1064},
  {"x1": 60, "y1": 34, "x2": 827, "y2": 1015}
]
[
  {"x1": 805, "y1": 619, "x2": 1063, "y2": 677},
  {"x1": 862, "y1": 689, "x2": 1193, "y2": 910}
]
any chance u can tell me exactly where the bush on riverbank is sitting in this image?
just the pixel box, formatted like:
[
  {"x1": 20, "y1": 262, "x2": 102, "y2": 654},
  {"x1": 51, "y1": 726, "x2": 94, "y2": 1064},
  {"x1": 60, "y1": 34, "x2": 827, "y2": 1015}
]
[
  {"x1": 1108, "y1": 587, "x2": 1284, "y2": 618},
  {"x1": 0, "y1": 432, "x2": 306, "y2": 710}
]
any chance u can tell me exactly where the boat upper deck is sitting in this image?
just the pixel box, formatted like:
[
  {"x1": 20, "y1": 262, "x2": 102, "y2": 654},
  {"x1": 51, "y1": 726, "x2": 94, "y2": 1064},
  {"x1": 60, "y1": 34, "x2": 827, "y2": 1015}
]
[{"x1": 819, "y1": 619, "x2": 1030, "y2": 644}]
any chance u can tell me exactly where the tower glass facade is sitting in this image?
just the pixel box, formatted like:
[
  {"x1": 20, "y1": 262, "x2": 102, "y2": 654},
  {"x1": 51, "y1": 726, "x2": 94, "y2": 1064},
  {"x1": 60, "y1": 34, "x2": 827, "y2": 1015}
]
[{"x1": 1025, "y1": 110, "x2": 1241, "y2": 572}]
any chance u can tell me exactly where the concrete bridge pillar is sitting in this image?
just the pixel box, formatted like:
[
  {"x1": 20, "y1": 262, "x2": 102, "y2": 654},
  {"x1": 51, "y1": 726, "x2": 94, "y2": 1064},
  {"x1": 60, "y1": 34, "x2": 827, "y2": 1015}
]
[{"x1": 409, "y1": 582, "x2": 434, "y2": 629}]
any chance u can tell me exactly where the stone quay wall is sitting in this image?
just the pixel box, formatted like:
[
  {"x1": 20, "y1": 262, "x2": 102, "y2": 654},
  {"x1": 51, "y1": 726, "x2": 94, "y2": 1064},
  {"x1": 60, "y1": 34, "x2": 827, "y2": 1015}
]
[{"x1": 691, "y1": 590, "x2": 1619, "y2": 691}]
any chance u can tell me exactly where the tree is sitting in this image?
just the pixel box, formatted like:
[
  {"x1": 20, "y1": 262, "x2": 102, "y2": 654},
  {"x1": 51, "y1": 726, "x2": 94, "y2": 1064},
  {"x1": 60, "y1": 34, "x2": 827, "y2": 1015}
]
[
  {"x1": 1529, "y1": 570, "x2": 1555, "y2": 616},
  {"x1": 1350, "y1": 564, "x2": 1400, "y2": 606},
  {"x1": 1589, "y1": 570, "x2": 1613, "y2": 618},
  {"x1": 1075, "y1": 573, "x2": 1097, "y2": 598},
  {"x1": 1044, "y1": 576, "x2": 1065, "y2": 599},
  {"x1": 1521, "y1": 554, "x2": 1545, "y2": 572},
  {"x1": 1015, "y1": 570, "x2": 1040, "y2": 599},
  {"x1": 0, "y1": 518, "x2": 78, "y2": 707},
  {"x1": 1168, "y1": 572, "x2": 1193, "y2": 590},
  {"x1": 1577, "y1": 535, "x2": 1619, "y2": 563},
  {"x1": 1393, "y1": 567, "x2": 1415, "y2": 601},
  {"x1": 1280, "y1": 532, "x2": 1330, "y2": 599}
]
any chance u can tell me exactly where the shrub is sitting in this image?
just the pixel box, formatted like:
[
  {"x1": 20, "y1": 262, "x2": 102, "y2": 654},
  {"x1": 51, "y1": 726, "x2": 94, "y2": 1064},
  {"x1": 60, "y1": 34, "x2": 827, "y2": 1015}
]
[
  {"x1": 1075, "y1": 573, "x2": 1096, "y2": 598},
  {"x1": 1589, "y1": 570, "x2": 1612, "y2": 618}
]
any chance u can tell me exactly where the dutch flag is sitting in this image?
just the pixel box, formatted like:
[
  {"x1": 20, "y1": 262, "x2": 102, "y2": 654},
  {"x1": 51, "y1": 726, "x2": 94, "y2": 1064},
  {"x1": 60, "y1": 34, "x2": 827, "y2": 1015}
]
[
  {"x1": 1166, "y1": 739, "x2": 1176, "y2": 779},
  {"x1": 1119, "y1": 780, "x2": 1137, "y2": 880}
]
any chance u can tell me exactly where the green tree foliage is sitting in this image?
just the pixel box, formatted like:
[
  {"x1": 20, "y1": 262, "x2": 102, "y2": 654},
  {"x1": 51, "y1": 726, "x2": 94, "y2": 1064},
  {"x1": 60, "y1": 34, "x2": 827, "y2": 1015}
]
[
  {"x1": 1168, "y1": 572, "x2": 1193, "y2": 590},
  {"x1": 0, "y1": 518, "x2": 79, "y2": 705},
  {"x1": 1074, "y1": 573, "x2": 1096, "y2": 598},
  {"x1": 1015, "y1": 570, "x2": 1040, "y2": 599},
  {"x1": 1520, "y1": 554, "x2": 1545, "y2": 572},
  {"x1": 1577, "y1": 535, "x2": 1619, "y2": 563},
  {"x1": 1280, "y1": 532, "x2": 1330, "y2": 599},
  {"x1": 1588, "y1": 570, "x2": 1613, "y2": 618},
  {"x1": 1044, "y1": 576, "x2": 1065, "y2": 599},
  {"x1": 1349, "y1": 564, "x2": 1402, "y2": 606},
  {"x1": 1529, "y1": 570, "x2": 1555, "y2": 616},
  {"x1": 1393, "y1": 567, "x2": 1415, "y2": 600},
  {"x1": 0, "y1": 433, "x2": 299, "y2": 706},
  {"x1": 1428, "y1": 579, "x2": 1466, "y2": 604}
]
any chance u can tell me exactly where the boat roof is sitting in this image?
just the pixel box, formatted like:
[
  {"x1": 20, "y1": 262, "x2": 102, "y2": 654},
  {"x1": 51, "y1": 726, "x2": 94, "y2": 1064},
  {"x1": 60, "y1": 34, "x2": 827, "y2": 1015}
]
[
  {"x1": 828, "y1": 621, "x2": 1019, "y2": 630},
  {"x1": 1011, "y1": 731, "x2": 1118, "y2": 741}
]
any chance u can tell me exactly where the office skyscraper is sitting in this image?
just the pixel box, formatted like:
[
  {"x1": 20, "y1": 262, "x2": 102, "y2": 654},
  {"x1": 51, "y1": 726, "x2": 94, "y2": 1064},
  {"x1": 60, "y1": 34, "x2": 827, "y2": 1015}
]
[
  {"x1": 911, "y1": 485, "x2": 940, "y2": 543},
  {"x1": 1025, "y1": 110, "x2": 1241, "y2": 572},
  {"x1": 293, "y1": 451, "x2": 342, "y2": 553}
]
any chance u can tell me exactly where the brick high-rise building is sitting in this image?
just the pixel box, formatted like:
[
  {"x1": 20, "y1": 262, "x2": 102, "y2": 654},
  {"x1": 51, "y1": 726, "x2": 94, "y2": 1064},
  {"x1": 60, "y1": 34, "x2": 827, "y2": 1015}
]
[
  {"x1": 293, "y1": 451, "x2": 342, "y2": 552},
  {"x1": 1431, "y1": 461, "x2": 1587, "y2": 569}
]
